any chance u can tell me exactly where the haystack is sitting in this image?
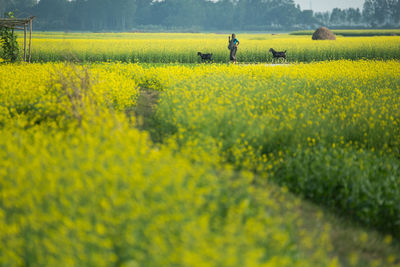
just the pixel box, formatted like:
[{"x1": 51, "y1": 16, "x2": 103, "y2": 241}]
[{"x1": 312, "y1": 27, "x2": 336, "y2": 40}]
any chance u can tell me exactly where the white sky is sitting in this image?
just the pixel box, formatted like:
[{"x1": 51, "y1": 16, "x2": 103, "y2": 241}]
[{"x1": 294, "y1": 0, "x2": 364, "y2": 12}]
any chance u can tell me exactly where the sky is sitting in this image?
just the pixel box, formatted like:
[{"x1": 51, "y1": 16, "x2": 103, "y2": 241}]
[{"x1": 294, "y1": 0, "x2": 364, "y2": 12}]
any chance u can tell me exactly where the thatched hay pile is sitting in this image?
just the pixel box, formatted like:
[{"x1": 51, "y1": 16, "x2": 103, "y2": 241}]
[{"x1": 312, "y1": 27, "x2": 336, "y2": 40}]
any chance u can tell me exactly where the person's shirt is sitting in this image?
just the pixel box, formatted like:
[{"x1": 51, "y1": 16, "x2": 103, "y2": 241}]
[{"x1": 233, "y1": 38, "x2": 239, "y2": 46}]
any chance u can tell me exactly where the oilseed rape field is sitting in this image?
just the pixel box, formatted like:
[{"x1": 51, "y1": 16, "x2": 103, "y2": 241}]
[
  {"x1": 1, "y1": 32, "x2": 400, "y2": 266},
  {"x1": 22, "y1": 32, "x2": 400, "y2": 63}
]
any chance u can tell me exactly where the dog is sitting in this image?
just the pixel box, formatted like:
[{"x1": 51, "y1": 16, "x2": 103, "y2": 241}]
[
  {"x1": 197, "y1": 52, "x2": 213, "y2": 63},
  {"x1": 269, "y1": 48, "x2": 287, "y2": 62}
]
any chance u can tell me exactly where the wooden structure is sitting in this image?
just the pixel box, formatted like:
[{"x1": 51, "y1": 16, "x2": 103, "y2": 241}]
[{"x1": 0, "y1": 16, "x2": 35, "y2": 62}]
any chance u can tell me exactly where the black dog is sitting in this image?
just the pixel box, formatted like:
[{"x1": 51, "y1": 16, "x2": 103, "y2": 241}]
[
  {"x1": 197, "y1": 52, "x2": 213, "y2": 63},
  {"x1": 269, "y1": 48, "x2": 287, "y2": 62}
]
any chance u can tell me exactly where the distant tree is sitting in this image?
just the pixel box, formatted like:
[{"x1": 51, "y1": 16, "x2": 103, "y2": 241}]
[
  {"x1": 150, "y1": 0, "x2": 206, "y2": 28},
  {"x1": 346, "y1": 8, "x2": 362, "y2": 25},
  {"x1": 135, "y1": 0, "x2": 153, "y2": 25},
  {"x1": 0, "y1": 0, "x2": 37, "y2": 17},
  {"x1": 14, "y1": 0, "x2": 37, "y2": 12},
  {"x1": 67, "y1": 0, "x2": 88, "y2": 30},
  {"x1": 363, "y1": 0, "x2": 375, "y2": 26},
  {"x1": 235, "y1": 0, "x2": 253, "y2": 28},
  {"x1": 362, "y1": 0, "x2": 399, "y2": 26},
  {"x1": 299, "y1": 10, "x2": 315, "y2": 26},
  {"x1": 165, "y1": 0, "x2": 205, "y2": 27},
  {"x1": 374, "y1": 0, "x2": 390, "y2": 24},
  {"x1": 0, "y1": 0, "x2": 13, "y2": 17},
  {"x1": 395, "y1": 0, "x2": 400, "y2": 23},
  {"x1": 25, "y1": 0, "x2": 318, "y2": 31},
  {"x1": 387, "y1": 0, "x2": 400, "y2": 24},
  {"x1": 36, "y1": 0, "x2": 69, "y2": 29},
  {"x1": 204, "y1": 0, "x2": 234, "y2": 30},
  {"x1": 109, "y1": 0, "x2": 137, "y2": 30},
  {"x1": 330, "y1": 8, "x2": 346, "y2": 25},
  {"x1": 234, "y1": 0, "x2": 301, "y2": 29},
  {"x1": 314, "y1": 11, "x2": 330, "y2": 26},
  {"x1": 271, "y1": 0, "x2": 301, "y2": 27}
]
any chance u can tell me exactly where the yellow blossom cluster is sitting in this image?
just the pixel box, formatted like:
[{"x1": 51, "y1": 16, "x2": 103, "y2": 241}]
[{"x1": 0, "y1": 63, "x2": 139, "y2": 128}]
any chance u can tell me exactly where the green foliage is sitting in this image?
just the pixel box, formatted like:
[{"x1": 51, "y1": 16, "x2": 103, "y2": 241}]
[
  {"x1": 274, "y1": 146, "x2": 400, "y2": 235},
  {"x1": 0, "y1": 12, "x2": 19, "y2": 62},
  {"x1": 362, "y1": 0, "x2": 400, "y2": 26},
  {"x1": 0, "y1": 39, "x2": 4, "y2": 62}
]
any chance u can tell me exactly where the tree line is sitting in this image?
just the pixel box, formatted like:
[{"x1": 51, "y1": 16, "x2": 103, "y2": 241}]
[
  {"x1": 315, "y1": 0, "x2": 400, "y2": 27},
  {"x1": 1, "y1": 0, "x2": 399, "y2": 31}
]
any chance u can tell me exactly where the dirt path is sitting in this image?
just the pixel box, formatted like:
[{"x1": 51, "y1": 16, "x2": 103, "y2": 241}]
[
  {"x1": 134, "y1": 88, "x2": 160, "y2": 130},
  {"x1": 133, "y1": 88, "x2": 164, "y2": 142}
]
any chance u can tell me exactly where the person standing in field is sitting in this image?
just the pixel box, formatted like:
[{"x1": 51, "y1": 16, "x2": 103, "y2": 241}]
[{"x1": 228, "y1": 33, "x2": 239, "y2": 64}]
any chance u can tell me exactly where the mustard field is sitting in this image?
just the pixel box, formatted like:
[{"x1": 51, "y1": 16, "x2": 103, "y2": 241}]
[
  {"x1": 1, "y1": 59, "x2": 400, "y2": 266},
  {"x1": 19, "y1": 32, "x2": 400, "y2": 63}
]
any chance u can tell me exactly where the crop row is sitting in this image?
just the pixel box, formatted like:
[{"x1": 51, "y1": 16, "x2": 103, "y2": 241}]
[
  {"x1": 16, "y1": 33, "x2": 400, "y2": 63},
  {"x1": 142, "y1": 60, "x2": 400, "y2": 237}
]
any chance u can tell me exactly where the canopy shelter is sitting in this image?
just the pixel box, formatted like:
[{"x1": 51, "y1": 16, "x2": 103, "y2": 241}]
[{"x1": 0, "y1": 16, "x2": 35, "y2": 62}]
